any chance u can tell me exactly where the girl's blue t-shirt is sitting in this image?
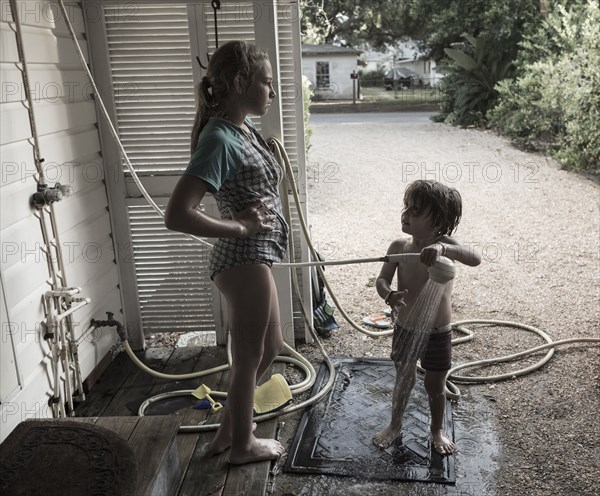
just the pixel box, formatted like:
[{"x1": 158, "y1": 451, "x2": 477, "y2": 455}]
[{"x1": 184, "y1": 117, "x2": 247, "y2": 192}]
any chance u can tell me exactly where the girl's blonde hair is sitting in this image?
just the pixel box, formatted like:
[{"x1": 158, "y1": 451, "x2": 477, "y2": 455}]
[{"x1": 190, "y1": 40, "x2": 269, "y2": 153}]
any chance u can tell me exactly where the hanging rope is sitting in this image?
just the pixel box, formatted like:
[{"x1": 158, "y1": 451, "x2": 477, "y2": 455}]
[
  {"x1": 196, "y1": 1, "x2": 221, "y2": 69},
  {"x1": 212, "y1": 0, "x2": 221, "y2": 48}
]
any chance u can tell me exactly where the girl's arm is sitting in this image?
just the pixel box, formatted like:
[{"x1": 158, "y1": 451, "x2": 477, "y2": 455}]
[{"x1": 164, "y1": 175, "x2": 274, "y2": 238}]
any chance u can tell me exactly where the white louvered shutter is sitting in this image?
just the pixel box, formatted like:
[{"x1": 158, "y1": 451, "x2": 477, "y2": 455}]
[
  {"x1": 277, "y1": 2, "x2": 311, "y2": 340},
  {"x1": 104, "y1": 3, "x2": 217, "y2": 335},
  {"x1": 100, "y1": 1, "x2": 309, "y2": 341},
  {"x1": 105, "y1": 4, "x2": 196, "y2": 174}
]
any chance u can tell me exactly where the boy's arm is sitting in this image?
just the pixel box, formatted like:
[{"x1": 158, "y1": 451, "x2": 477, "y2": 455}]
[
  {"x1": 376, "y1": 239, "x2": 403, "y2": 300},
  {"x1": 439, "y1": 238, "x2": 481, "y2": 267}
]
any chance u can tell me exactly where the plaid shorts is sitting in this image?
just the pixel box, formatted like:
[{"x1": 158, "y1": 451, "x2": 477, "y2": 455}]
[{"x1": 391, "y1": 323, "x2": 452, "y2": 371}]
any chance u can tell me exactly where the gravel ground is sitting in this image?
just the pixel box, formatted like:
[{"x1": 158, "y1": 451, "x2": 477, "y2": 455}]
[
  {"x1": 147, "y1": 112, "x2": 598, "y2": 495},
  {"x1": 302, "y1": 112, "x2": 599, "y2": 495}
]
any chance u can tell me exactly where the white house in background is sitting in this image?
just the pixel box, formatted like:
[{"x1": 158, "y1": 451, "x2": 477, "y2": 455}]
[
  {"x1": 360, "y1": 40, "x2": 443, "y2": 86},
  {"x1": 301, "y1": 44, "x2": 361, "y2": 100}
]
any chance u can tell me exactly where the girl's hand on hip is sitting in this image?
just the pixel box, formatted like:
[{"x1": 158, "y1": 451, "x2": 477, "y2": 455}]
[{"x1": 230, "y1": 198, "x2": 276, "y2": 238}]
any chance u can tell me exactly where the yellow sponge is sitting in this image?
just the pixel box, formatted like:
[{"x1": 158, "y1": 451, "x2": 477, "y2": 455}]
[{"x1": 253, "y1": 373, "x2": 293, "y2": 414}]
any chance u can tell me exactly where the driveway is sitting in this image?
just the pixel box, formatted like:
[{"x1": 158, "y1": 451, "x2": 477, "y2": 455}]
[{"x1": 275, "y1": 112, "x2": 599, "y2": 495}]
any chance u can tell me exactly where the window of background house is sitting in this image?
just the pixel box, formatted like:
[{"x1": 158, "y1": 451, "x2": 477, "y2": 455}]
[{"x1": 316, "y1": 61, "x2": 330, "y2": 88}]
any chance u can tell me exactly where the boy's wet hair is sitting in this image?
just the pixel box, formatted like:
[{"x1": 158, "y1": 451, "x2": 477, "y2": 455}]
[
  {"x1": 191, "y1": 40, "x2": 269, "y2": 152},
  {"x1": 404, "y1": 180, "x2": 462, "y2": 235}
]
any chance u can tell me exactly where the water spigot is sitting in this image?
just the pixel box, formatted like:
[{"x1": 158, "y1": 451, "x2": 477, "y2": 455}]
[{"x1": 31, "y1": 182, "x2": 73, "y2": 208}]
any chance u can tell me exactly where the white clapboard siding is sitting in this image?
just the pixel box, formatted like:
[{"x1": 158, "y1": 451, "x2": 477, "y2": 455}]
[
  {"x1": 1, "y1": 101, "x2": 31, "y2": 143},
  {"x1": 0, "y1": 273, "x2": 20, "y2": 403},
  {"x1": 59, "y1": 209, "x2": 112, "y2": 251},
  {"x1": 0, "y1": 1, "x2": 121, "y2": 441},
  {"x1": 0, "y1": 65, "x2": 93, "y2": 106},
  {"x1": 0, "y1": 175, "x2": 38, "y2": 229},
  {"x1": 5, "y1": 281, "x2": 46, "y2": 350},
  {"x1": 0, "y1": 138, "x2": 37, "y2": 188},
  {"x1": 0, "y1": 358, "x2": 56, "y2": 444},
  {"x1": 0, "y1": 0, "x2": 86, "y2": 32},
  {"x1": 62, "y1": 237, "x2": 115, "y2": 296},
  {"x1": 1, "y1": 98, "x2": 97, "y2": 146}
]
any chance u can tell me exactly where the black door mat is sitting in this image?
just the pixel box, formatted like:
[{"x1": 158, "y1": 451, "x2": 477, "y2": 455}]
[
  {"x1": 285, "y1": 357, "x2": 456, "y2": 484},
  {"x1": 0, "y1": 419, "x2": 137, "y2": 495}
]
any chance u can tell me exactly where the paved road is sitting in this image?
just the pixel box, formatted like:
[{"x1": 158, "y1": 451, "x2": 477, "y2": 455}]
[{"x1": 311, "y1": 111, "x2": 435, "y2": 125}]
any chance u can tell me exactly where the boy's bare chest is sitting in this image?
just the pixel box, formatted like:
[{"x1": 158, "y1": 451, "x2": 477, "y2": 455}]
[{"x1": 396, "y1": 264, "x2": 429, "y2": 293}]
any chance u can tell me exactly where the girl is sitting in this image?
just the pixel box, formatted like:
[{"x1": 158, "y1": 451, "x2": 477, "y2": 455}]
[{"x1": 165, "y1": 41, "x2": 288, "y2": 464}]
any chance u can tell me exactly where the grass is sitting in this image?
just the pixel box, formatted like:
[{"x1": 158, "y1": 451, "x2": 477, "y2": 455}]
[{"x1": 309, "y1": 85, "x2": 441, "y2": 113}]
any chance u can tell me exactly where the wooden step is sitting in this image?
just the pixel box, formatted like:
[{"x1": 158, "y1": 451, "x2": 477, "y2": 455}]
[{"x1": 80, "y1": 415, "x2": 182, "y2": 496}]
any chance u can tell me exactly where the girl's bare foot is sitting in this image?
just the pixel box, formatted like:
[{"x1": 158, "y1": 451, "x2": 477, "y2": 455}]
[
  {"x1": 373, "y1": 424, "x2": 401, "y2": 449},
  {"x1": 229, "y1": 436, "x2": 284, "y2": 465},
  {"x1": 432, "y1": 430, "x2": 457, "y2": 455},
  {"x1": 206, "y1": 422, "x2": 257, "y2": 456}
]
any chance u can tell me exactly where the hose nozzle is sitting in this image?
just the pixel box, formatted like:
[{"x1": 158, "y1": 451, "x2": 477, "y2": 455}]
[{"x1": 428, "y1": 256, "x2": 455, "y2": 284}]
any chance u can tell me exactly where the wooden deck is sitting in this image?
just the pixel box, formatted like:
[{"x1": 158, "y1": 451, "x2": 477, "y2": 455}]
[{"x1": 74, "y1": 345, "x2": 285, "y2": 496}]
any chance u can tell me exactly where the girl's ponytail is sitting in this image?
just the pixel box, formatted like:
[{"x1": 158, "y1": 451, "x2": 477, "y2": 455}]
[{"x1": 190, "y1": 76, "x2": 214, "y2": 153}]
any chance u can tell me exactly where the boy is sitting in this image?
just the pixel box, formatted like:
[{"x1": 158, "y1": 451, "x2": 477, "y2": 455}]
[{"x1": 373, "y1": 180, "x2": 481, "y2": 455}]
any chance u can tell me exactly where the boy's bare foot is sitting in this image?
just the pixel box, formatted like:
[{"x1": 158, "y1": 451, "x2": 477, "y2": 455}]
[
  {"x1": 373, "y1": 424, "x2": 401, "y2": 449},
  {"x1": 432, "y1": 430, "x2": 457, "y2": 455},
  {"x1": 229, "y1": 437, "x2": 284, "y2": 465},
  {"x1": 206, "y1": 422, "x2": 257, "y2": 456}
]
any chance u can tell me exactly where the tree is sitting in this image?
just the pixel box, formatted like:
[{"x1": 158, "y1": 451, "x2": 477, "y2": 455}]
[
  {"x1": 489, "y1": 0, "x2": 600, "y2": 173},
  {"x1": 400, "y1": 0, "x2": 542, "y2": 61},
  {"x1": 301, "y1": 0, "x2": 541, "y2": 60},
  {"x1": 301, "y1": 0, "x2": 412, "y2": 49}
]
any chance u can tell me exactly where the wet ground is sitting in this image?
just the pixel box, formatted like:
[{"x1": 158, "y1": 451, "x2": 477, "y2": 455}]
[
  {"x1": 293, "y1": 111, "x2": 599, "y2": 495},
  {"x1": 274, "y1": 359, "x2": 500, "y2": 495}
]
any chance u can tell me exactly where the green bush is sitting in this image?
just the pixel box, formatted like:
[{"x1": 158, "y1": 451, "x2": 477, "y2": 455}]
[
  {"x1": 302, "y1": 75, "x2": 314, "y2": 155},
  {"x1": 435, "y1": 34, "x2": 514, "y2": 127},
  {"x1": 489, "y1": 0, "x2": 600, "y2": 173},
  {"x1": 358, "y1": 67, "x2": 386, "y2": 87}
]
